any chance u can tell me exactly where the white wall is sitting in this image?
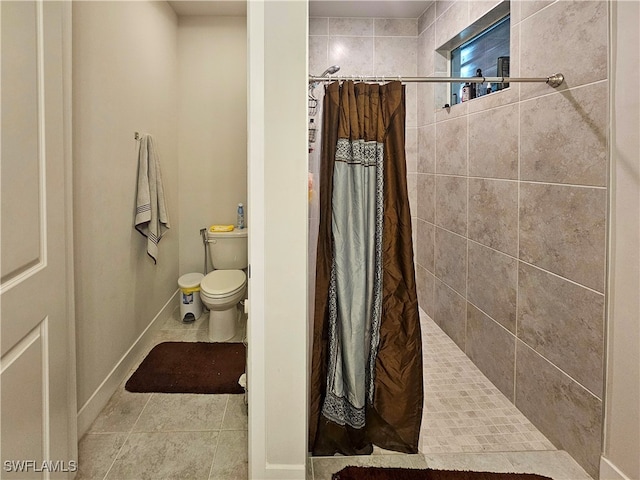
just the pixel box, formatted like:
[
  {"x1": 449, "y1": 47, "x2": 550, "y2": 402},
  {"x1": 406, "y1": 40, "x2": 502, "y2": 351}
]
[
  {"x1": 73, "y1": 0, "x2": 179, "y2": 420},
  {"x1": 177, "y1": 16, "x2": 247, "y2": 276},
  {"x1": 602, "y1": 1, "x2": 640, "y2": 479},
  {"x1": 248, "y1": 1, "x2": 308, "y2": 478}
]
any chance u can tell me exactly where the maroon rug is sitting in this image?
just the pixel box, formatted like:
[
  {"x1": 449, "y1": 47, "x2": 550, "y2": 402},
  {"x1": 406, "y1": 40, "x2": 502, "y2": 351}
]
[
  {"x1": 332, "y1": 467, "x2": 552, "y2": 480},
  {"x1": 125, "y1": 342, "x2": 246, "y2": 394}
]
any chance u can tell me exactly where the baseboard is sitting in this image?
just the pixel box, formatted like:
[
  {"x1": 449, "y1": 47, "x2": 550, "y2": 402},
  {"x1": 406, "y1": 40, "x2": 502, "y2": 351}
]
[
  {"x1": 600, "y1": 456, "x2": 632, "y2": 480},
  {"x1": 76, "y1": 290, "x2": 179, "y2": 437},
  {"x1": 258, "y1": 463, "x2": 306, "y2": 480}
]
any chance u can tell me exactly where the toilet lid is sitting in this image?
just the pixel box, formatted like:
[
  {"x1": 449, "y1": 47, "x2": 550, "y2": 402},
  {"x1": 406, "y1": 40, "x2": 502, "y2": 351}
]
[
  {"x1": 178, "y1": 272, "x2": 204, "y2": 289},
  {"x1": 201, "y1": 270, "x2": 246, "y2": 296}
]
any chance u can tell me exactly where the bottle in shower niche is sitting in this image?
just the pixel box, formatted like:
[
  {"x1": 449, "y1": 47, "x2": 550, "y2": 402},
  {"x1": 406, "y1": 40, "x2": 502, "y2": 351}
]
[
  {"x1": 237, "y1": 203, "x2": 245, "y2": 229},
  {"x1": 462, "y1": 82, "x2": 474, "y2": 102},
  {"x1": 309, "y1": 118, "x2": 317, "y2": 143},
  {"x1": 475, "y1": 68, "x2": 484, "y2": 97}
]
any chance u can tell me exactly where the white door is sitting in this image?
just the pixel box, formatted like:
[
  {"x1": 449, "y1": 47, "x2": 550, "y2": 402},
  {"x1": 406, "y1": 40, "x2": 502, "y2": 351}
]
[{"x1": 1, "y1": 2, "x2": 77, "y2": 478}]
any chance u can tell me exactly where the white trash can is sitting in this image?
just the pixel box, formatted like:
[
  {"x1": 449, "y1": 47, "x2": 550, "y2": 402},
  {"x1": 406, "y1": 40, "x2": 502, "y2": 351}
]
[{"x1": 178, "y1": 273, "x2": 204, "y2": 322}]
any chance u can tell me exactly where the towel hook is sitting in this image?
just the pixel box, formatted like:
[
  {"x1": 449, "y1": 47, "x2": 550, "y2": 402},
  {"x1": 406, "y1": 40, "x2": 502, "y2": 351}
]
[{"x1": 134, "y1": 132, "x2": 140, "y2": 140}]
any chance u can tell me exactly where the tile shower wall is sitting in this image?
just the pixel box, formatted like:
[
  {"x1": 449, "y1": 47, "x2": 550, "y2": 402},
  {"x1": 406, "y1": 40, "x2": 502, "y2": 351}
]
[
  {"x1": 309, "y1": 16, "x2": 419, "y2": 252},
  {"x1": 416, "y1": 1, "x2": 607, "y2": 477}
]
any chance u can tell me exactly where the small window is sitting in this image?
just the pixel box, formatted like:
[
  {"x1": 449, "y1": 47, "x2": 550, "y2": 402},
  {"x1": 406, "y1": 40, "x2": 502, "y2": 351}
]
[{"x1": 450, "y1": 15, "x2": 510, "y2": 105}]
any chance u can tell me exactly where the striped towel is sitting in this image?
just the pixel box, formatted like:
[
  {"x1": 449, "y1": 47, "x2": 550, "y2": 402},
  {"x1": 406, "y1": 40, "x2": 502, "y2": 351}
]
[{"x1": 135, "y1": 134, "x2": 170, "y2": 263}]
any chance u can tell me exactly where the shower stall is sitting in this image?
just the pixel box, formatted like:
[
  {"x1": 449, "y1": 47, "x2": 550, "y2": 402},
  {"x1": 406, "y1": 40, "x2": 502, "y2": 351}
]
[{"x1": 306, "y1": 2, "x2": 609, "y2": 478}]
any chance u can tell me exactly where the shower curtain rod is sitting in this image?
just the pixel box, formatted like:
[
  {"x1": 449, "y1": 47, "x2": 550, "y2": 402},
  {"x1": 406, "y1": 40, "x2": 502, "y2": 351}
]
[{"x1": 309, "y1": 73, "x2": 565, "y2": 88}]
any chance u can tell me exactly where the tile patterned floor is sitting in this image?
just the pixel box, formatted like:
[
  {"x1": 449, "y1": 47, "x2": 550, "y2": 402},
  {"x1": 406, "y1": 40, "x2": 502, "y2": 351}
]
[
  {"x1": 418, "y1": 311, "x2": 556, "y2": 454},
  {"x1": 76, "y1": 308, "x2": 248, "y2": 480},
  {"x1": 78, "y1": 307, "x2": 592, "y2": 479},
  {"x1": 310, "y1": 310, "x2": 592, "y2": 480}
]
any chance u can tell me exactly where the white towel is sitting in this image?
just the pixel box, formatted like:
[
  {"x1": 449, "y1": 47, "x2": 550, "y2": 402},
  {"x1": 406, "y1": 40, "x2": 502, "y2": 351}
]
[{"x1": 135, "y1": 134, "x2": 170, "y2": 263}]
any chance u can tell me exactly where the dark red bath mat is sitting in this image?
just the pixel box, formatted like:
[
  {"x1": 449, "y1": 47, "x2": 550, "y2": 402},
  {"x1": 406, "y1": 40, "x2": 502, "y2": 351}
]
[{"x1": 125, "y1": 342, "x2": 246, "y2": 394}]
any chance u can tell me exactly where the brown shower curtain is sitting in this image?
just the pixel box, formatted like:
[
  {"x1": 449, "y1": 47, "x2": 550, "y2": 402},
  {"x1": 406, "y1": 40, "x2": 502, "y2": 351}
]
[{"x1": 309, "y1": 80, "x2": 423, "y2": 456}]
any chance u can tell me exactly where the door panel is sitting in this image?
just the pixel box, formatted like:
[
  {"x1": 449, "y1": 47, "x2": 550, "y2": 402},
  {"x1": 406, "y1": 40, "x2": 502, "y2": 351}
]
[
  {"x1": 1, "y1": 2, "x2": 76, "y2": 478},
  {"x1": 0, "y1": 1, "x2": 42, "y2": 284}
]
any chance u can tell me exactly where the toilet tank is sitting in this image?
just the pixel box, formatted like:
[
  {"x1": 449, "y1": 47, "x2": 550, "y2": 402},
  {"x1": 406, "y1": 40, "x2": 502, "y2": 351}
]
[{"x1": 207, "y1": 227, "x2": 248, "y2": 270}]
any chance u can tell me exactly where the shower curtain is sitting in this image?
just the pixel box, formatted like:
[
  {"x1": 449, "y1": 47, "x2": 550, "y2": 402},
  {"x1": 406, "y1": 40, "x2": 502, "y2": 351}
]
[{"x1": 310, "y1": 80, "x2": 423, "y2": 456}]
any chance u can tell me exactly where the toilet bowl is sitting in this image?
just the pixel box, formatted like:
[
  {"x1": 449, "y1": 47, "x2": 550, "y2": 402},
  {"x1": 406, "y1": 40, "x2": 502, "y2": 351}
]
[
  {"x1": 200, "y1": 226, "x2": 248, "y2": 341},
  {"x1": 200, "y1": 269, "x2": 246, "y2": 341}
]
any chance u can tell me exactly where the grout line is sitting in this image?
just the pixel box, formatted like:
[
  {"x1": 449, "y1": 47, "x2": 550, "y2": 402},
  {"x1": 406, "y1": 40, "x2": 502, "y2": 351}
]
[
  {"x1": 100, "y1": 393, "x2": 153, "y2": 480},
  {"x1": 516, "y1": 257, "x2": 605, "y2": 296},
  {"x1": 520, "y1": 179, "x2": 607, "y2": 190},
  {"x1": 207, "y1": 395, "x2": 229, "y2": 479},
  {"x1": 515, "y1": 90, "x2": 521, "y2": 404},
  {"x1": 516, "y1": 338, "x2": 603, "y2": 402}
]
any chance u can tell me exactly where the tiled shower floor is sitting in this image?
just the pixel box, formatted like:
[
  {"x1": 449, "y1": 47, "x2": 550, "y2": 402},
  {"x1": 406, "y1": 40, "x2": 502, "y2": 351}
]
[
  {"x1": 418, "y1": 310, "x2": 555, "y2": 454},
  {"x1": 310, "y1": 309, "x2": 592, "y2": 480},
  {"x1": 77, "y1": 307, "x2": 592, "y2": 479}
]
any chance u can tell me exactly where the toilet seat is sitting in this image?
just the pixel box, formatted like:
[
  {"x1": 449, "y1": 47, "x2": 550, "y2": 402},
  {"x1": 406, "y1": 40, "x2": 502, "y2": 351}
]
[{"x1": 201, "y1": 270, "x2": 246, "y2": 299}]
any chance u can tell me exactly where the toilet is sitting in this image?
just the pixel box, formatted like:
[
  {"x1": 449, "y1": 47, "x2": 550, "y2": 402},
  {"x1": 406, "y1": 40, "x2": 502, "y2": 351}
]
[{"x1": 200, "y1": 227, "x2": 248, "y2": 341}]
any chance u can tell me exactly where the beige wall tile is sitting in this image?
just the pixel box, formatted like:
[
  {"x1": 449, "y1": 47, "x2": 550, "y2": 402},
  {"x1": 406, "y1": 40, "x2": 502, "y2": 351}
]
[
  {"x1": 309, "y1": 17, "x2": 328, "y2": 36},
  {"x1": 518, "y1": 1, "x2": 553, "y2": 23},
  {"x1": 418, "y1": 124, "x2": 436, "y2": 172},
  {"x1": 518, "y1": 263, "x2": 605, "y2": 397},
  {"x1": 519, "y1": 1, "x2": 608, "y2": 99},
  {"x1": 406, "y1": 83, "x2": 418, "y2": 128},
  {"x1": 466, "y1": 304, "x2": 516, "y2": 400},
  {"x1": 417, "y1": 173, "x2": 436, "y2": 223},
  {"x1": 419, "y1": 2, "x2": 436, "y2": 35},
  {"x1": 468, "y1": 178, "x2": 518, "y2": 256},
  {"x1": 468, "y1": 241, "x2": 517, "y2": 332},
  {"x1": 418, "y1": 23, "x2": 435, "y2": 76},
  {"x1": 467, "y1": 85, "x2": 520, "y2": 114},
  {"x1": 329, "y1": 36, "x2": 374, "y2": 76},
  {"x1": 408, "y1": 172, "x2": 418, "y2": 217},
  {"x1": 510, "y1": 0, "x2": 521, "y2": 25},
  {"x1": 520, "y1": 84, "x2": 608, "y2": 187},
  {"x1": 435, "y1": 1, "x2": 470, "y2": 48},
  {"x1": 435, "y1": 227, "x2": 467, "y2": 295},
  {"x1": 468, "y1": 103, "x2": 518, "y2": 180},
  {"x1": 309, "y1": 36, "x2": 328, "y2": 77},
  {"x1": 435, "y1": 175, "x2": 467, "y2": 235},
  {"x1": 418, "y1": 83, "x2": 436, "y2": 127},
  {"x1": 436, "y1": 116, "x2": 468, "y2": 175},
  {"x1": 519, "y1": 183, "x2": 607, "y2": 292},
  {"x1": 329, "y1": 17, "x2": 373, "y2": 36},
  {"x1": 469, "y1": 1, "x2": 504, "y2": 25},
  {"x1": 436, "y1": 0, "x2": 457, "y2": 20},
  {"x1": 434, "y1": 50, "x2": 448, "y2": 75},
  {"x1": 434, "y1": 279, "x2": 466, "y2": 349},
  {"x1": 374, "y1": 18, "x2": 418, "y2": 37},
  {"x1": 434, "y1": 78, "x2": 450, "y2": 112},
  {"x1": 515, "y1": 342, "x2": 603, "y2": 478},
  {"x1": 436, "y1": 100, "x2": 467, "y2": 122},
  {"x1": 417, "y1": 219, "x2": 435, "y2": 272},
  {"x1": 509, "y1": 21, "x2": 520, "y2": 77},
  {"x1": 374, "y1": 37, "x2": 418, "y2": 77},
  {"x1": 406, "y1": 127, "x2": 418, "y2": 172},
  {"x1": 417, "y1": 265, "x2": 435, "y2": 317}
]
